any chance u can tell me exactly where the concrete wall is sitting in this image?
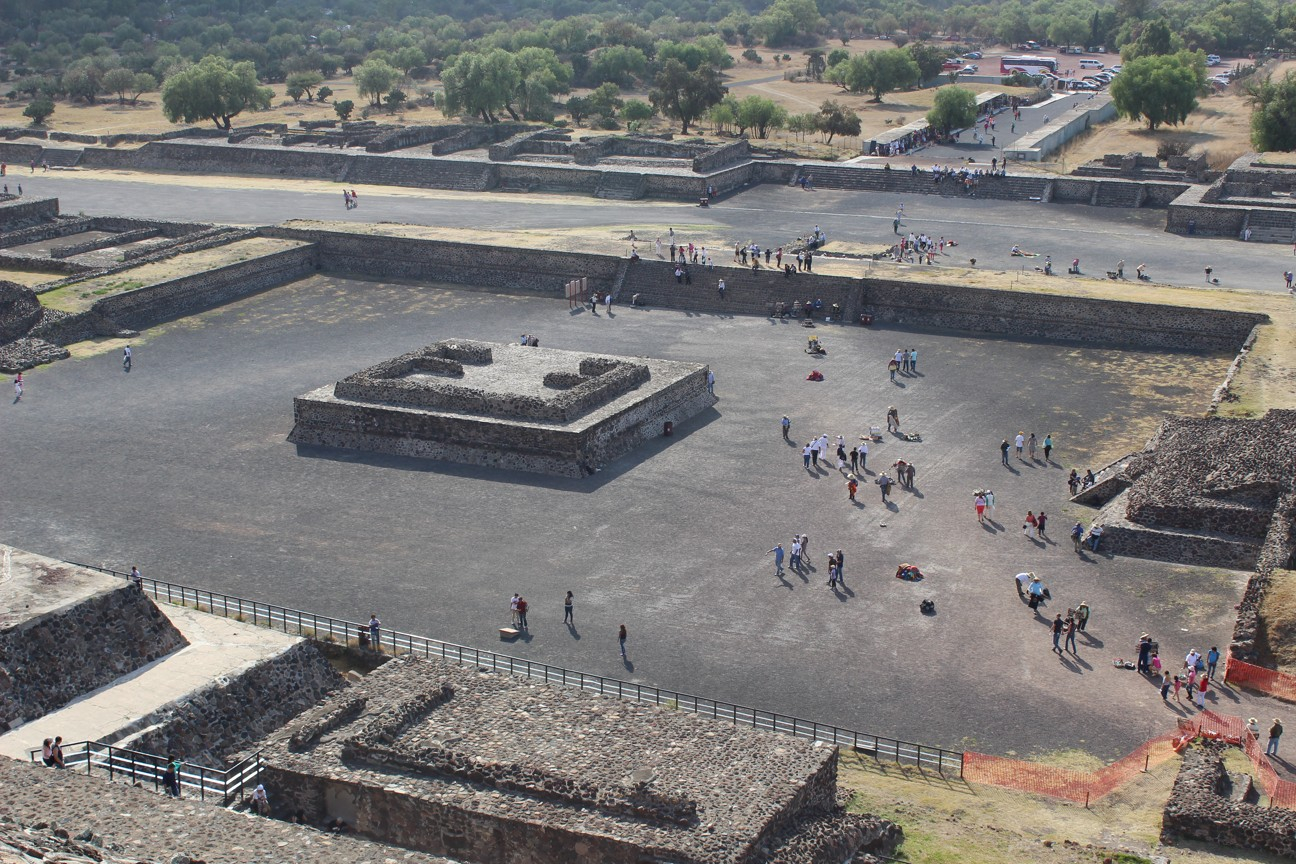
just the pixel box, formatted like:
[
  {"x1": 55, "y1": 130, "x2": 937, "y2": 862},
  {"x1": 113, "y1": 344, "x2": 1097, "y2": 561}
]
[
  {"x1": 91, "y1": 244, "x2": 316, "y2": 331},
  {"x1": 1005, "y1": 98, "x2": 1117, "y2": 162},
  {"x1": 0, "y1": 585, "x2": 186, "y2": 730}
]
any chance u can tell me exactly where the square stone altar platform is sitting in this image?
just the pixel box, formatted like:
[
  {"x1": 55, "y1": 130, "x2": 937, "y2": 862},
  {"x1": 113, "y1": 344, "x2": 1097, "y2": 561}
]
[
  {"x1": 256, "y1": 655, "x2": 896, "y2": 864},
  {"x1": 288, "y1": 339, "x2": 716, "y2": 477}
]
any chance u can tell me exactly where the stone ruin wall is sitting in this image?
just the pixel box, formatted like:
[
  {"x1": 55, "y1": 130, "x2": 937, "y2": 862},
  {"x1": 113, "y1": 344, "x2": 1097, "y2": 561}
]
[
  {"x1": 124, "y1": 641, "x2": 346, "y2": 768},
  {"x1": 0, "y1": 584, "x2": 187, "y2": 731},
  {"x1": 0, "y1": 197, "x2": 58, "y2": 230},
  {"x1": 1162, "y1": 742, "x2": 1296, "y2": 857}
]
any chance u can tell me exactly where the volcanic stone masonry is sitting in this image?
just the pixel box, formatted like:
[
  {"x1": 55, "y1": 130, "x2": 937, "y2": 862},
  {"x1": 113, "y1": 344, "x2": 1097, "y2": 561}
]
[
  {"x1": 256, "y1": 654, "x2": 900, "y2": 864},
  {"x1": 288, "y1": 339, "x2": 717, "y2": 477}
]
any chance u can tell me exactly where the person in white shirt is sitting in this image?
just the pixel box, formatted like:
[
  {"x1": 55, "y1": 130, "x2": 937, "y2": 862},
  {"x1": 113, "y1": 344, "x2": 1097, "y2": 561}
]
[
  {"x1": 1015, "y1": 571, "x2": 1033, "y2": 596},
  {"x1": 1014, "y1": 432, "x2": 1025, "y2": 458},
  {"x1": 251, "y1": 784, "x2": 270, "y2": 815},
  {"x1": 857, "y1": 441, "x2": 868, "y2": 471}
]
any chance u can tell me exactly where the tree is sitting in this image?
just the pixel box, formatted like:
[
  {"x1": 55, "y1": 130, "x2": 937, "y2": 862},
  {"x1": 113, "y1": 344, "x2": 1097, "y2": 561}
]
[
  {"x1": 161, "y1": 55, "x2": 273, "y2": 131},
  {"x1": 103, "y1": 67, "x2": 138, "y2": 105},
  {"x1": 623, "y1": 99, "x2": 654, "y2": 124},
  {"x1": 736, "y1": 95, "x2": 788, "y2": 137},
  {"x1": 742, "y1": 48, "x2": 763, "y2": 63},
  {"x1": 587, "y1": 46, "x2": 647, "y2": 88},
  {"x1": 649, "y1": 60, "x2": 727, "y2": 134},
  {"x1": 756, "y1": 0, "x2": 823, "y2": 47},
  {"x1": 836, "y1": 49, "x2": 920, "y2": 102},
  {"x1": 316, "y1": 86, "x2": 332, "y2": 103},
  {"x1": 354, "y1": 58, "x2": 400, "y2": 107},
  {"x1": 1110, "y1": 52, "x2": 1206, "y2": 130},
  {"x1": 1123, "y1": 20, "x2": 1184, "y2": 61},
  {"x1": 1248, "y1": 71, "x2": 1296, "y2": 151},
  {"x1": 926, "y1": 85, "x2": 977, "y2": 135},
  {"x1": 827, "y1": 48, "x2": 849, "y2": 68},
  {"x1": 787, "y1": 111, "x2": 818, "y2": 140},
  {"x1": 587, "y1": 82, "x2": 623, "y2": 117},
  {"x1": 129, "y1": 73, "x2": 157, "y2": 105},
  {"x1": 816, "y1": 100, "x2": 860, "y2": 142},
  {"x1": 62, "y1": 59, "x2": 105, "y2": 105},
  {"x1": 286, "y1": 70, "x2": 324, "y2": 102},
  {"x1": 1049, "y1": 14, "x2": 1089, "y2": 51},
  {"x1": 334, "y1": 99, "x2": 354, "y2": 121},
  {"x1": 905, "y1": 43, "x2": 947, "y2": 83},
  {"x1": 24, "y1": 98, "x2": 54, "y2": 126},
  {"x1": 566, "y1": 95, "x2": 591, "y2": 125},
  {"x1": 804, "y1": 49, "x2": 827, "y2": 81},
  {"x1": 441, "y1": 49, "x2": 519, "y2": 123},
  {"x1": 384, "y1": 89, "x2": 407, "y2": 112}
]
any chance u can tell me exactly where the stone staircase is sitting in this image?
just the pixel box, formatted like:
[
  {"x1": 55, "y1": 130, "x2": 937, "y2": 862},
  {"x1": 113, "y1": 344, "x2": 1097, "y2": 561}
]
[
  {"x1": 1242, "y1": 209, "x2": 1296, "y2": 244},
  {"x1": 798, "y1": 164, "x2": 1052, "y2": 202},
  {"x1": 595, "y1": 172, "x2": 646, "y2": 200},
  {"x1": 342, "y1": 156, "x2": 498, "y2": 191},
  {"x1": 1092, "y1": 181, "x2": 1144, "y2": 208},
  {"x1": 36, "y1": 147, "x2": 83, "y2": 168},
  {"x1": 621, "y1": 260, "x2": 855, "y2": 319}
]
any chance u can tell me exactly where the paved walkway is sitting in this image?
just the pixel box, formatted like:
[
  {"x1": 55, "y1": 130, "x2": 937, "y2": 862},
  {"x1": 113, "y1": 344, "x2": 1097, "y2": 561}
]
[{"x1": 0, "y1": 604, "x2": 299, "y2": 760}]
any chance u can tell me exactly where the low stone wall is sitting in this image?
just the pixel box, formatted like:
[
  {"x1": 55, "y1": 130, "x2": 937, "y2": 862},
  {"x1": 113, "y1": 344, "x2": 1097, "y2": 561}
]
[
  {"x1": 691, "y1": 140, "x2": 750, "y2": 173},
  {"x1": 0, "y1": 197, "x2": 58, "y2": 229},
  {"x1": 860, "y1": 278, "x2": 1265, "y2": 351},
  {"x1": 49, "y1": 228, "x2": 160, "y2": 259},
  {"x1": 1005, "y1": 98, "x2": 1117, "y2": 162},
  {"x1": 0, "y1": 584, "x2": 186, "y2": 731},
  {"x1": 1166, "y1": 183, "x2": 1250, "y2": 236},
  {"x1": 1162, "y1": 742, "x2": 1296, "y2": 856},
  {"x1": 91, "y1": 244, "x2": 316, "y2": 331},
  {"x1": 264, "y1": 226, "x2": 624, "y2": 294},
  {"x1": 123, "y1": 641, "x2": 346, "y2": 768}
]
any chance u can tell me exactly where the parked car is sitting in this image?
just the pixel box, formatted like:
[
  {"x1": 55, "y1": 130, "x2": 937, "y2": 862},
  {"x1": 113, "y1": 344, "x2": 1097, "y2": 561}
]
[
  {"x1": 1024, "y1": 40, "x2": 1042, "y2": 50},
  {"x1": 961, "y1": 64, "x2": 979, "y2": 73},
  {"x1": 1207, "y1": 54, "x2": 1222, "y2": 65},
  {"x1": 1108, "y1": 65, "x2": 1122, "y2": 73},
  {"x1": 962, "y1": 51, "x2": 983, "y2": 59}
]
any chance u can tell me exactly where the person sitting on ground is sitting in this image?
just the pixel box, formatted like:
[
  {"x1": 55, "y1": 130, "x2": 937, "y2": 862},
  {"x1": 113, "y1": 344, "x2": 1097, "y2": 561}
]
[
  {"x1": 1011, "y1": 244, "x2": 1023, "y2": 256},
  {"x1": 1083, "y1": 468, "x2": 1096, "y2": 488}
]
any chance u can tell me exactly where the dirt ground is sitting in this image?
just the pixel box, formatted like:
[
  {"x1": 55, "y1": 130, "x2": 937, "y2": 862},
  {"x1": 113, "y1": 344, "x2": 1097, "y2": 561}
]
[
  {"x1": 841, "y1": 748, "x2": 1288, "y2": 863},
  {"x1": 1052, "y1": 59, "x2": 1296, "y2": 172}
]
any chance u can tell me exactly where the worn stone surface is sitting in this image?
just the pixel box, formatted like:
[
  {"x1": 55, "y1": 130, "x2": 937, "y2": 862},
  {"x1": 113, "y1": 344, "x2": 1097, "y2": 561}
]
[
  {"x1": 124, "y1": 641, "x2": 347, "y2": 768},
  {"x1": 1162, "y1": 741, "x2": 1296, "y2": 856},
  {"x1": 0, "y1": 557, "x2": 187, "y2": 731},
  {"x1": 258, "y1": 655, "x2": 899, "y2": 864},
  {"x1": 0, "y1": 760, "x2": 464, "y2": 864},
  {"x1": 290, "y1": 340, "x2": 716, "y2": 477}
]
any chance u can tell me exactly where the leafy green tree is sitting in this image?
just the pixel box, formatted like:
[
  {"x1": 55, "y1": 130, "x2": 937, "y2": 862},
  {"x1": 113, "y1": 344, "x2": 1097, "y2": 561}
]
[
  {"x1": 756, "y1": 0, "x2": 823, "y2": 47},
  {"x1": 658, "y1": 37, "x2": 733, "y2": 70},
  {"x1": 926, "y1": 85, "x2": 977, "y2": 135},
  {"x1": 161, "y1": 55, "x2": 273, "y2": 130},
  {"x1": 586, "y1": 46, "x2": 647, "y2": 87},
  {"x1": 62, "y1": 59, "x2": 105, "y2": 105},
  {"x1": 587, "y1": 82, "x2": 623, "y2": 117},
  {"x1": 334, "y1": 99, "x2": 354, "y2": 120},
  {"x1": 441, "y1": 49, "x2": 519, "y2": 123},
  {"x1": 623, "y1": 99, "x2": 654, "y2": 123},
  {"x1": 709, "y1": 100, "x2": 738, "y2": 133},
  {"x1": 393, "y1": 46, "x2": 427, "y2": 80},
  {"x1": 905, "y1": 43, "x2": 947, "y2": 83},
  {"x1": 815, "y1": 99, "x2": 860, "y2": 142},
  {"x1": 566, "y1": 95, "x2": 591, "y2": 126},
  {"x1": 1248, "y1": 71, "x2": 1296, "y2": 151},
  {"x1": 827, "y1": 48, "x2": 849, "y2": 67},
  {"x1": 316, "y1": 85, "x2": 332, "y2": 103},
  {"x1": 384, "y1": 88, "x2": 407, "y2": 112},
  {"x1": 742, "y1": 48, "x2": 763, "y2": 63},
  {"x1": 1110, "y1": 51, "x2": 1206, "y2": 130},
  {"x1": 649, "y1": 60, "x2": 727, "y2": 134},
  {"x1": 354, "y1": 58, "x2": 400, "y2": 107},
  {"x1": 103, "y1": 67, "x2": 138, "y2": 105},
  {"x1": 24, "y1": 97, "x2": 54, "y2": 126},
  {"x1": 787, "y1": 111, "x2": 818, "y2": 140},
  {"x1": 286, "y1": 70, "x2": 324, "y2": 101},
  {"x1": 129, "y1": 73, "x2": 157, "y2": 105},
  {"x1": 736, "y1": 94, "x2": 787, "y2": 137},
  {"x1": 835, "y1": 49, "x2": 919, "y2": 101},
  {"x1": 1050, "y1": 14, "x2": 1089, "y2": 51},
  {"x1": 1123, "y1": 20, "x2": 1184, "y2": 61}
]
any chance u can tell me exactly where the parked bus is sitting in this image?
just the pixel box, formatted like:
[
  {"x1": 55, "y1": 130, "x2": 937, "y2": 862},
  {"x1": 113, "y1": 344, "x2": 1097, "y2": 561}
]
[{"x1": 1001, "y1": 55, "x2": 1059, "y2": 75}]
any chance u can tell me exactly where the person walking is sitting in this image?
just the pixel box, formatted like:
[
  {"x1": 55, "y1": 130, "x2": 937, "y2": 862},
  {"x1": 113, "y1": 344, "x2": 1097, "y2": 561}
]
[
  {"x1": 847, "y1": 474, "x2": 858, "y2": 501},
  {"x1": 782, "y1": 415, "x2": 791, "y2": 440},
  {"x1": 1064, "y1": 614, "x2": 1078, "y2": 654},
  {"x1": 1000, "y1": 438, "x2": 1010, "y2": 466},
  {"x1": 790, "y1": 537, "x2": 802, "y2": 571},
  {"x1": 1207, "y1": 646, "x2": 1220, "y2": 678},
  {"x1": 857, "y1": 441, "x2": 868, "y2": 472},
  {"x1": 516, "y1": 596, "x2": 529, "y2": 629},
  {"x1": 563, "y1": 591, "x2": 574, "y2": 625},
  {"x1": 618, "y1": 624, "x2": 628, "y2": 659},
  {"x1": 1075, "y1": 601, "x2": 1090, "y2": 631},
  {"x1": 13, "y1": 372, "x2": 22, "y2": 401},
  {"x1": 1268, "y1": 718, "x2": 1283, "y2": 756},
  {"x1": 1051, "y1": 614, "x2": 1064, "y2": 654},
  {"x1": 123, "y1": 344, "x2": 132, "y2": 372},
  {"x1": 1023, "y1": 510, "x2": 1038, "y2": 539},
  {"x1": 1027, "y1": 433, "x2": 1037, "y2": 460},
  {"x1": 975, "y1": 493, "x2": 987, "y2": 523},
  {"x1": 1043, "y1": 433, "x2": 1054, "y2": 462},
  {"x1": 1014, "y1": 431, "x2": 1025, "y2": 459},
  {"x1": 1070, "y1": 521, "x2": 1084, "y2": 552},
  {"x1": 878, "y1": 473, "x2": 892, "y2": 502},
  {"x1": 1036, "y1": 511, "x2": 1048, "y2": 539},
  {"x1": 984, "y1": 489, "x2": 995, "y2": 521},
  {"x1": 802, "y1": 442, "x2": 813, "y2": 469},
  {"x1": 768, "y1": 543, "x2": 785, "y2": 576}
]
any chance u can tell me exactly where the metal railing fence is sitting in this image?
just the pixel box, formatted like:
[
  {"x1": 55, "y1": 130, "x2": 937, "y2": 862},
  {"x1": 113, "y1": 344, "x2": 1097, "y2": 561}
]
[{"x1": 30, "y1": 740, "x2": 261, "y2": 805}]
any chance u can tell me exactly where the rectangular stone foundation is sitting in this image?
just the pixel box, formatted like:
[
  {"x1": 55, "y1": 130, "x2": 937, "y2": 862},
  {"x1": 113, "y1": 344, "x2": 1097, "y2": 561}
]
[{"x1": 288, "y1": 340, "x2": 716, "y2": 477}]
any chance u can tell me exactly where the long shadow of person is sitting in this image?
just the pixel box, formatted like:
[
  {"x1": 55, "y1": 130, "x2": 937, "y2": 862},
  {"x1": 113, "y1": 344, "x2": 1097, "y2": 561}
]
[{"x1": 566, "y1": 623, "x2": 581, "y2": 640}]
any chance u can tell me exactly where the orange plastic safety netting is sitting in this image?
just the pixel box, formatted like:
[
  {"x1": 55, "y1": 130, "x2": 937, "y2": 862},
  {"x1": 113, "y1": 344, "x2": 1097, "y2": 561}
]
[{"x1": 1226, "y1": 656, "x2": 1296, "y2": 703}]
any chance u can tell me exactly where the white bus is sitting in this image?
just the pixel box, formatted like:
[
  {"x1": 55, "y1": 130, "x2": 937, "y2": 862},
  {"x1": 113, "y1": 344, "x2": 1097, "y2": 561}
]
[{"x1": 1001, "y1": 55, "x2": 1059, "y2": 75}]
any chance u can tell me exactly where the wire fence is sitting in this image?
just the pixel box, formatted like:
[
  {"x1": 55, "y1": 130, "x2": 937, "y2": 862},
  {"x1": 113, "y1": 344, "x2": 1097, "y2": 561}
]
[
  {"x1": 1226, "y1": 656, "x2": 1296, "y2": 703},
  {"x1": 68, "y1": 561, "x2": 964, "y2": 775},
  {"x1": 29, "y1": 741, "x2": 262, "y2": 805}
]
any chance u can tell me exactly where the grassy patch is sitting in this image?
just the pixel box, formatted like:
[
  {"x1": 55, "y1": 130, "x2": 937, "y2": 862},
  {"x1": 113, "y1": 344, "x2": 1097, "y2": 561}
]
[{"x1": 1255, "y1": 568, "x2": 1296, "y2": 672}]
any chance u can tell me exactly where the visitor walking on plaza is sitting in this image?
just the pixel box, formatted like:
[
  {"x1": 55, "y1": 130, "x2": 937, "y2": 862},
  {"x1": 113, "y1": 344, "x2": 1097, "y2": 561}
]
[
  {"x1": 123, "y1": 344, "x2": 132, "y2": 372},
  {"x1": 768, "y1": 543, "x2": 785, "y2": 576},
  {"x1": 1051, "y1": 614, "x2": 1063, "y2": 654},
  {"x1": 1207, "y1": 646, "x2": 1220, "y2": 678},
  {"x1": 1027, "y1": 432, "x2": 1037, "y2": 460},
  {"x1": 13, "y1": 372, "x2": 22, "y2": 401},
  {"x1": 1023, "y1": 510, "x2": 1037, "y2": 539},
  {"x1": 618, "y1": 624, "x2": 628, "y2": 659},
  {"x1": 1070, "y1": 521, "x2": 1084, "y2": 552},
  {"x1": 563, "y1": 591, "x2": 574, "y2": 625},
  {"x1": 782, "y1": 415, "x2": 791, "y2": 439},
  {"x1": 1027, "y1": 576, "x2": 1045, "y2": 610},
  {"x1": 976, "y1": 493, "x2": 988, "y2": 523},
  {"x1": 1014, "y1": 431, "x2": 1025, "y2": 459},
  {"x1": 1036, "y1": 511, "x2": 1048, "y2": 539},
  {"x1": 1268, "y1": 719, "x2": 1283, "y2": 756},
  {"x1": 1000, "y1": 438, "x2": 1010, "y2": 466},
  {"x1": 1064, "y1": 614, "x2": 1078, "y2": 653},
  {"x1": 790, "y1": 537, "x2": 803, "y2": 571}
]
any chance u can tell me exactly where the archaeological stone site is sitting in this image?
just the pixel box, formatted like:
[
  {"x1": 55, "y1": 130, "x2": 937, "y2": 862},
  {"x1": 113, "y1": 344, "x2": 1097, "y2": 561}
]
[{"x1": 6, "y1": 75, "x2": 1296, "y2": 863}]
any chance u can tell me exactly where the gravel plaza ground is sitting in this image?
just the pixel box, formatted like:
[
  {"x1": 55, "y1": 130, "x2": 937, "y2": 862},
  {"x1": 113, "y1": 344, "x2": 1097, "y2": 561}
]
[{"x1": 1, "y1": 271, "x2": 1277, "y2": 761}]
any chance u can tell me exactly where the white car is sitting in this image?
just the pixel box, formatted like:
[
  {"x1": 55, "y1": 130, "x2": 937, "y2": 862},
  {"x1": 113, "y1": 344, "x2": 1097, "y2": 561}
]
[
  {"x1": 961, "y1": 64, "x2": 979, "y2": 73},
  {"x1": 1207, "y1": 54, "x2": 1222, "y2": 65},
  {"x1": 1108, "y1": 65, "x2": 1122, "y2": 73}
]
